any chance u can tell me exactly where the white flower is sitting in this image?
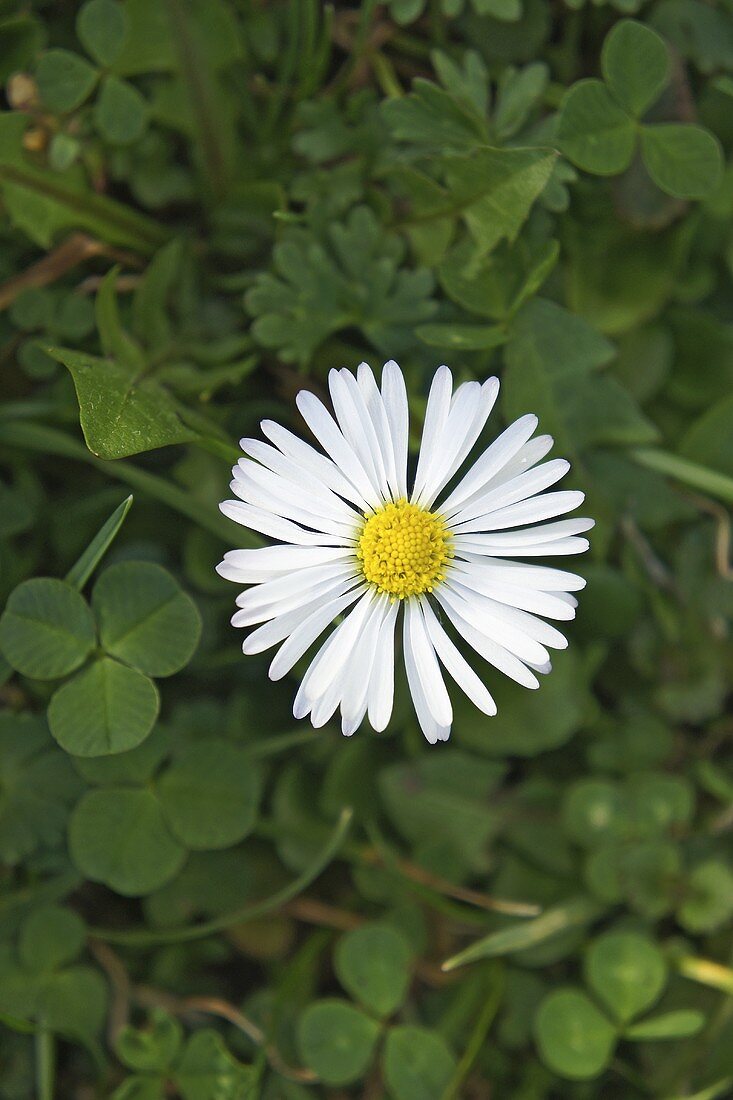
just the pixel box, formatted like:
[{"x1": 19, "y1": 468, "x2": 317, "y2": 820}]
[{"x1": 217, "y1": 362, "x2": 592, "y2": 743}]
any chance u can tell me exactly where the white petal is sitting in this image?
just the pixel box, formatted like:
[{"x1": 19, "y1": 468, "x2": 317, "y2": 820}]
[
  {"x1": 455, "y1": 517, "x2": 594, "y2": 548},
  {"x1": 217, "y1": 546, "x2": 353, "y2": 583},
  {"x1": 404, "y1": 599, "x2": 453, "y2": 733},
  {"x1": 381, "y1": 360, "x2": 409, "y2": 498},
  {"x1": 454, "y1": 536, "x2": 590, "y2": 557},
  {"x1": 340, "y1": 597, "x2": 389, "y2": 734},
  {"x1": 239, "y1": 438, "x2": 363, "y2": 523},
  {"x1": 296, "y1": 391, "x2": 381, "y2": 507},
  {"x1": 417, "y1": 377, "x2": 500, "y2": 508},
  {"x1": 304, "y1": 590, "x2": 377, "y2": 701},
  {"x1": 449, "y1": 556, "x2": 587, "y2": 593},
  {"x1": 268, "y1": 584, "x2": 367, "y2": 678},
  {"x1": 411, "y1": 365, "x2": 452, "y2": 505},
  {"x1": 440, "y1": 414, "x2": 538, "y2": 516},
  {"x1": 220, "y1": 500, "x2": 353, "y2": 547},
  {"x1": 330, "y1": 369, "x2": 389, "y2": 498},
  {"x1": 438, "y1": 584, "x2": 548, "y2": 668},
  {"x1": 449, "y1": 459, "x2": 571, "y2": 532},
  {"x1": 436, "y1": 589, "x2": 539, "y2": 690},
  {"x1": 260, "y1": 420, "x2": 371, "y2": 509},
  {"x1": 367, "y1": 600, "x2": 399, "y2": 732},
  {"x1": 235, "y1": 562, "x2": 356, "y2": 612},
  {"x1": 448, "y1": 562, "x2": 576, "y2": 621},
  {"x1": 234, "y1": 573, "x2": 360, "y2": 633},
  {"x1": 357, "y1": 363, "x2": 400, "y2": 499},
  {"x1": 446, "y1": 578, "x2": 566, "y2": 652},
  {"x1": 232, "y1": 460, "x2": 358, "y2": 536},
  {"x1": 421, "y1": 599, "x2": 496, "y2": 716},
  {"x1": 460, "y1": 490, "x2": 585, "y2": 532}
]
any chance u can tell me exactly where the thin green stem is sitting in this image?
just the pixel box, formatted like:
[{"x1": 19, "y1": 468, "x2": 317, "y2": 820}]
[
  {"x1": 441, "y1": 963, "x2": 505, "y2": 1100},
  {"x1": 35, "y1": 1030, "x2": 55, "y2": 1100},
  {"x1": 89, "y1": 808, "x2": 353, "y2": 946},
  {"x1": 631, "y1": 449, "x2": 733, "y2": 506}
]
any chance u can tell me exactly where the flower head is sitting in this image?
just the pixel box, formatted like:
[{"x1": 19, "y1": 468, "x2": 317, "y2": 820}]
[{"x1": 217, "y1": 362, "x2": 592, "y2": 743}]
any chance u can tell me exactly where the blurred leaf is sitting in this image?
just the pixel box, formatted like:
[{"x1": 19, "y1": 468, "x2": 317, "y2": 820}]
[
  {"x1": 640, "y1": 124, "x2": 724, "y2": 200},
  {"x1": 77, "y1": 0, "x2": 127, "y2": 66},
  {"x1": 601, "y1": 20, "x2": 670, "y2": 117},
  {"x1": 297, "y1": 1000, "x2": 380, "y2": 1086},
  {"x1": 175, "y1": 1030, "x2": 257, "y2": 1099},
  {"x1": 18, "y1": 905, "x2": 85, "y2": 975},
  {"x1": 157, "y1": 739, "x2": 262, "y2": 850},
  {"x1": 117, "y1": 1009, "x2": 183, "y2": 1072},
  {"x1": 534, "y1": 988, "x2": 616, "y2": 1080},
  {"x1": 584, "y1": 931, "x2": 666, "y2": 1024},
  {"x1": 678, "y1": 862, "x2": 733, "y2": 933},
  {"x1": 557, "y1": 80, "x2": 635, "y2": 175},
  {"x1": 36, "y1": 49, "x2": 99, "y2": 112},
  {"x1": 69, "y1": 787, "x2": 186, "y2": 895},
  {"x1": 94, "y1": 76, "x2": 148, "y2": 145},
  {"x1": 625, "y1": 1009, "x2": 705, "y2": 1040},
  {"x1": 382, "y1": 1026, "x2": 456, "y2": 1100},
  {"x1": 335, "y1": 923, "x2": 413, "y2": 1017}
]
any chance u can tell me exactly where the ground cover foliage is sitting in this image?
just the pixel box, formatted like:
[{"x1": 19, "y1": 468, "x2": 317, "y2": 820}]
[{"x1": 0, "y1": 0, "x2": 732, "y2": 1097}]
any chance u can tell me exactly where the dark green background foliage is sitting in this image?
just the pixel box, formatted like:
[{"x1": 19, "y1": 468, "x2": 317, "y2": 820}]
[{"x1": 0, "y1": 0, "x2": 732, "y2": 1096}]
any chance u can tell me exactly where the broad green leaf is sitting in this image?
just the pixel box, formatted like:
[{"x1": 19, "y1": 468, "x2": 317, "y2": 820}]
[
  {"x1": 416, "y1": 323, "x2": 506, "y2": 350},
  {"x1": 494, "y1": 62, "x2": 548, "y2": 140},
  {"x1": 625, "y1": 1009, "x2": 705, "y2": 1041},
  {"x1": 0, "y1": 578, "x2": 96, "y2": 680},
  {"x1": 37, "y1": 965, "x2": 108, "y2": 1039},
  {"x1": 382, "y1": 78, "x2": 488, "y2": 152},
  {"x1": 73, "y1": 725, "x2": 171, "y2": 787},
  {"x1": 49, "y1": 346, "x2": 196, "y2": 459},
  {"x1": 0, "y1": 714, "x2": 82, "y2": 865},
  {"x1": 157, "y1": 739, "x2": 262, "y2": 850},
  {"x1": 640, "y1": 124, "x2": 724, "y2": 200},
  {"x1": 298, "y1": 1000, "x2": 380, "y2": 1085},
  {"x1": 77, "y1": 0, "x2": 127, "y2": 66},
  {"x1": 176, "y1": 1030, "x2": 257, "y2": 1100},
  {"x1": 584, "y1": 931, "x2": 666, "y2": 1024},
  {"x1": 69, "y1": 787, "x2": 186, "y2": 895},
  {"x1": 36, "y1": 49, "x2": 99, "y2": 112},
  {"x1": 335, "y1": 924, "x2": 413, "y2": 1017},
  {"x1": 94, "y1": 75, "x2": 148, "y2": 145},
  {"x1": 678, "y1": 861, "x2": 733, "y2": 933},
  {"x1": 442, "y1": 147, "x2": 556, "y2": 255},
  {"x1": 562, "y1": 779, "x2": 625, "y2": 849},
  {"x1": 601, "y1": 20, "x2": 670, "y2": 117},
  {"x1": 503, "y1": 298, "x2": 657, "y2": 455},
  {"x1": 0, "y1": 110, "x2": 164, "y2": 253},
  {"x1": 557, "y1": 80, "x2": 636, "y2": 175},
  {"x1": 65, "y1": 495, "x2": 133, "y2": 592},
  {"x1": 92, "y1": 562, "x2": 201, "y2": 676},
  {"x1": 18, "y1": 905, "x2": 85, "y2": 974},
  {"x1": 534, "y1": 989, "x2": 616, "y2": 1080},
  {"x1": 383, "y1": 1026, "x2": 456, "y2": 1100},
  {"x1": 117, "y1": 1009, "x2": 183, "y2": 1072},
  {"x1": 680, "y1": 393, "x2": 733, "y2": 478},
  {"x1": 48, "y1": 656, "x2": 159, "y2": 756}
]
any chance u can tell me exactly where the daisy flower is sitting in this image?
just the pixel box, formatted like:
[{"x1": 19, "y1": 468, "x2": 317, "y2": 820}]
[{"x1": 217, "y1": 362, "x2": 592, "y2": 743}]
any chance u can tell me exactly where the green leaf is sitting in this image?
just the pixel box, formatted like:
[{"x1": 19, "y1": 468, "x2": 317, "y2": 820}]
[
  {"x1": 678, "y1": 861, "x2": 733, "y2": 933},
  {"x1": 49, "y1": 346, "x2": 197, "y2": 459},
  {"x1": 640, "y1": 124, "x2": 724, "y2": 200},
  {"x1": 584, "y1": 932, "x2": 666, "y2": 1024},
  {"x1": 18, "y1": 905, "x2": 85, "y2": 974},
  {"x1": 494, "y1": 62, "x2": 549, "y2": 140},
  {"x1": 625, "y1": 1009, "x2": 705, "y2": 1041},
  {"x1": 335, "y1": 923, "x2": 413, "y2": 1017},
  {"x1": 69, "y1": 787, "x2": 186, "y2": 895},
  {"x1": 562, "y1": 780, "x2": 625, "y2": 849},
  {"x1": 442, "y1": 147, "x2": 557, "y2": 256},
  {"x1": 534, "y1": 989, "x2": 616, "y2": 1080},
  {"x1": 94, "y1": 75, "x2": 148, "y2": 145},
  {"x1": 443, "y1": 897, "x2": 601, "y2": 970},
  {"x1": 37, "y1": 965, "x2": 108, "y2": 1039},
  {"x1": 92, "y1": 562, "x2": 201, "y2": 677},
  {"x1": 503, "y1": 298, "x2": 656, "y2": 454},
  {"x1": 176, "y1": 1030, "x2": 257, "y2": 1100},
  {"x1": 0, "y1": 113, "x2": 166, "y2": 252},
  {"x1": 77, "y1": 0, "x2": 128, "y2": 66},
  {"x1": 557, "y1": 80, "x2": 636, "y2": 175},
  {"x1": 382, "y1": 1026, "x2": 456, "y2": 1100},
  {"x1": 157, "y1": 739, "x2": 262, "y2": 850},
  {"x1": 297, "y1": 1000, "x2": 380, "y2": 1086},
  {"x1": 601, "y1": 20, "x2": 670, "y2": 117},
  {"x1": 0, "y1": 714, "x2": 82, "y2": 866},
  {"x1": 680, "y1": 393, "x2": 733, "y2": 478},
  {"x1": 382, "y1": 78, "x2": 488, "y2": 153},
  {"x1": 416, "y1": 323, "x2": 507, "y2": 350},
  {"x1": 0, "y1": 578, "x2": 96, "y2": 680},
  {"x1": 117, "y1": 1009, "x2": 183, "y2": 1072},
  {"x1": 47, "y1": 656, "x2": 159, "y2": 756},
  {"x1": 65, "y1": 495, "x2": 133, "y2": 592},
  {"x1": 36, "y1": 49, "x2": 99, "y2": 112}
]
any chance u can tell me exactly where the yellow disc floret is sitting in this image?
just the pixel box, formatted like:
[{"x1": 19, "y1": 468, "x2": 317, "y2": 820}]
[{"x1": 356, "y1": 499, "x2": 452, "y2": 600}]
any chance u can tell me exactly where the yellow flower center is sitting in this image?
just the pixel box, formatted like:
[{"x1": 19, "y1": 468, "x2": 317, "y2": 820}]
[{"x1": 356, "y1": 499, "x2": 452, "y2": 600}]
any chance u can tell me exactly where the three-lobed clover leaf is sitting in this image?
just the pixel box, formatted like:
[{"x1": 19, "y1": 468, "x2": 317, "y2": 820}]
[{"x1": 557, "y1": 18, "x2": 723, "y2": 199}]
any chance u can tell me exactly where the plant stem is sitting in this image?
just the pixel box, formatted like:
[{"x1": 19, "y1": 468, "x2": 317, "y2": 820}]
[{"x1": 35, "y1": 1030, "x2": 55, "y2": 1100}]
